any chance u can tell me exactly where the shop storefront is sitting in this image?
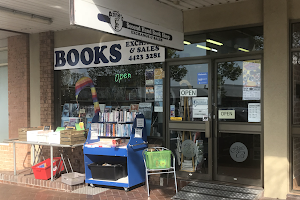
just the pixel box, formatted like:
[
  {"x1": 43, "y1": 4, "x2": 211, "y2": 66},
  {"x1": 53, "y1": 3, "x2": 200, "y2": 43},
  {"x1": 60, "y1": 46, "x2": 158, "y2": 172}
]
[
  {"x1": 53, "y1": 26, "x2": 263, "y2": 187},
  {"x1": 3, "y1": 0, "x2": 300, "y2": 199}
]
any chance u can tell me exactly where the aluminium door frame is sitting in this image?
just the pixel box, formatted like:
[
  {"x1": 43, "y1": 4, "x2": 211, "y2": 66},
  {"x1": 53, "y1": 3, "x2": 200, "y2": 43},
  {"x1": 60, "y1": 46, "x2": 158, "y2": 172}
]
[
  {"x1": 165, "y1": 58, "x2": 213, "y2": 180},
  {"x1": 213, "y1": 55, "x2": 263, "y2": 187}
]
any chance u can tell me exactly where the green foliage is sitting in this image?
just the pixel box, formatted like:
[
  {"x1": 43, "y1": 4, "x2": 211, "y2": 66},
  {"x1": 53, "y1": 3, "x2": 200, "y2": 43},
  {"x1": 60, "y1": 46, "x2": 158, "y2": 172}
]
[{"x1": 218, "y1": 61, "x2": 242, "y2": 86}]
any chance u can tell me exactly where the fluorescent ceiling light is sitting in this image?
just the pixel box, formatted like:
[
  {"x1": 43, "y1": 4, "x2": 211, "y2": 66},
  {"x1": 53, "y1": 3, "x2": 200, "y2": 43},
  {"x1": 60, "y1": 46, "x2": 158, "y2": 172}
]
[
  {"x1": 197, "y1": 44, "x2": 211, "y2": 50},
  {"x1": 206, "y1": 39, "x2": 223, "y2": 46},
  {"x1": 211, "y1": 48, "x2": 218, "y2": 52},
  {"x1": 183, "y1": 41, "x2": 191, "y2": 45},
  {"x1": 0, "y1": 6, "x2": 53, "y2": 25},
  {"x1": 238, "y1": 48, "x2": 249, "y2": 52}
]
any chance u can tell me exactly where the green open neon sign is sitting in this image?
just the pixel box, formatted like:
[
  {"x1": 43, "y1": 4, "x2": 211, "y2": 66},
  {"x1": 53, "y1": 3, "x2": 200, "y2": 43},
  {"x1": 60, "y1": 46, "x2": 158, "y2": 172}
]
[{"x1": 115, "y1": 73, "x2": 131, "y2": 83}]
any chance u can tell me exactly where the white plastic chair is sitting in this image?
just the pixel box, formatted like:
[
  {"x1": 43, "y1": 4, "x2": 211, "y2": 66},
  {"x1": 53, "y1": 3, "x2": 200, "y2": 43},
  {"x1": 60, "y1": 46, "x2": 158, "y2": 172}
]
[{"x1": 142, "y1": 147, "x2": 178, "y2": 196}]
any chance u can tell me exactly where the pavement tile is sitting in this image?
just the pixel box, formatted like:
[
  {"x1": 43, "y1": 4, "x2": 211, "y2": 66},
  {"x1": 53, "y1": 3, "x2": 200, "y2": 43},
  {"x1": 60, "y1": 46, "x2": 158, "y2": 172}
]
[{"x1": 0, "y1": 182, "x2": 283, "y2": 200}]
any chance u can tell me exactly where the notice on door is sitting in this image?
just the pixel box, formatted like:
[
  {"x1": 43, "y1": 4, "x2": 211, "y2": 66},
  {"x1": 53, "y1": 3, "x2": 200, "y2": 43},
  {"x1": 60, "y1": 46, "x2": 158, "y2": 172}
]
[
  {"x1": 218, "y1": 110, "x2": 235, "y2": 119},
  {"x1": 248, "y1": 103, "x2": 261, "y2": 122}
]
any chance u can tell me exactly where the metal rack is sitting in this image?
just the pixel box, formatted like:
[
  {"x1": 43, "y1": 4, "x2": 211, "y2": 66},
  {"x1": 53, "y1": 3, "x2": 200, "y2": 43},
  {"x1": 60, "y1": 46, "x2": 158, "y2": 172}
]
[{"x1": 4, "y1": 139, "x2": 83, "y2": 181}]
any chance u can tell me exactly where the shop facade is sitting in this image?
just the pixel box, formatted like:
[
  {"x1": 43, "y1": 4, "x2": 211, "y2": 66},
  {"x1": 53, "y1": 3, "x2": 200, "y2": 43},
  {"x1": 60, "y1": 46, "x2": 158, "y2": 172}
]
[{"x1": 1, "y1": 0, "x2": 300, "y2": 198}]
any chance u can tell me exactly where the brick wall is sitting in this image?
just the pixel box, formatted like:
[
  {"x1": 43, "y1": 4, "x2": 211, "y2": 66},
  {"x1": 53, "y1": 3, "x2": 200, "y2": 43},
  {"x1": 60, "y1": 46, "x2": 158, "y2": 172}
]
[
  {"x1": 41, "y1": 146, "x2": 85, "y2": 173},
  {"x1": 40, "y1": 31, "x2": 54, "y2": 127},
  {"x1": 7, "y1": 34, "x2": 30, "y2": 139},
  {"x1": 1, "y1": 35, "x2": 31, "y2": 172},
  {"x1": 0, "y1": 143, "x2": 31, "y2": 171}
]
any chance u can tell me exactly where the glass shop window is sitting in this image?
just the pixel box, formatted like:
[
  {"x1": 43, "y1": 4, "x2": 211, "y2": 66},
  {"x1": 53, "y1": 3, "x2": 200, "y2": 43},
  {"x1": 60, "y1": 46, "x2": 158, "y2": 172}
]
[
  {"x1": 167, "y1": 26, "x2": 263, "y2": 58},
  {"x1": 59, "y1": 63, "x2": 164, "y2": 137}
]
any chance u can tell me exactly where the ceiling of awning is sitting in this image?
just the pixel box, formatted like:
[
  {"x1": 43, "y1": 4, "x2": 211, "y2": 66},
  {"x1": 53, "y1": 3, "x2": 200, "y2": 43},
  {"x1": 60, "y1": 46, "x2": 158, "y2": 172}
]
[
  {"x1": 159, "y1": 0, "x2": 246, "y2": 10},
  {"x1": 0, "y1": 0, "x2": 247, "y2": 40}
]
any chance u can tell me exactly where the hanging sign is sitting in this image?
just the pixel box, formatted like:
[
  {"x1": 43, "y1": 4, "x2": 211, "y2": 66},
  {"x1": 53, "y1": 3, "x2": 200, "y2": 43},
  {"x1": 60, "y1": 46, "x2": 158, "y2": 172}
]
[
  {"x1": 54, "y1": 39, "x2": 165, "y2": 70},
  {"x1": 70, "y1": 0, "x2": 184, "y2": 50},
  {"x1": 180, "y1": 89, "x2": 197, "y2": 97}
]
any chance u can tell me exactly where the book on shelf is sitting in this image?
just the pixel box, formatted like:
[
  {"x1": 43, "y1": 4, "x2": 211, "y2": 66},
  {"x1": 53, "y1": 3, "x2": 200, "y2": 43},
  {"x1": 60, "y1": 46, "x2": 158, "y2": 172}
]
[
  {"x1": 86, "y1": 105, "x2": 94, "y2": 118},
  {"x1": 62, "y1": 103, "x2": 70, "y2": 117},
  {"x1": 130, "y1": 104, "x2": 139, "y2": 112}
]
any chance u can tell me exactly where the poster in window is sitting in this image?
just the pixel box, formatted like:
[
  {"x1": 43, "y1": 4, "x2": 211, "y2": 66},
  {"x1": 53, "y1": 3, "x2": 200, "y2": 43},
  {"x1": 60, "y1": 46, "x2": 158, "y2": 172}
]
[
  {"x1": 145, "y1": 69, "x2": 154, "y2": 85},
  {"x1": 248, "y1": 103, "x2": 261, "y2": 122},
  {"x1": 154, "y1": 85, "x2": 163, "y2": 101},
  {"x1": 192, "y1": 97, "x2": 208, "y2": 119},
  {"x1": 145, "y1": 86, "x2": 154, "y2": 101},
  {"x1": 154, "y1": 101, "x2": 163, "y2": 112},
  {"x1": 154, "y1": 68, "x2": 163, "y2": 85},
  {"x1": 242, "y1": 60, "x2": 261, "y2": 100}
]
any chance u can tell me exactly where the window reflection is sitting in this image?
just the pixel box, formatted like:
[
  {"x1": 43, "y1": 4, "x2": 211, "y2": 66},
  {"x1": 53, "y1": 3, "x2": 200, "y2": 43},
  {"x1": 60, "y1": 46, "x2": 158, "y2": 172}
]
[
  {"x1": 292, "y1": 23, "x2": 300, "y2": 48},
  {"x1": 292, "y1": 52, "x2": 300, "y2": 125},
  {"x1": 59, "y1": 63, "x2": 164, "y2": 137},
  {"x1": 168, "y1": 27, "x2": 263, "y2": 58},
  {"x1": 170, "y1": 64, "x2": 209, "y2": 121},
  {"x1": 217, "y1": 60, "x2": 261, "y2": 122}
]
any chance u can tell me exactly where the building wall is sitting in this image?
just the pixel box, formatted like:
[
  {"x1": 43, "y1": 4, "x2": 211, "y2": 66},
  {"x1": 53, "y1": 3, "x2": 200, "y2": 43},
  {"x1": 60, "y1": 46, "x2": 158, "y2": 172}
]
[
  {"x1": 0, "y1": 39, "x2": 8, "y2": 142},
  {"x1": 0, "y1": 35, "x2": 31, "y2": 171},
  {"x1": 183, "y1": 0, "x2": 263, "y2": 34},
  {"x1": 289, "y1": 0, "x2": 300, "y2": 20},
  {"x1": 54, "y1": 28, "x2": 124, "y2": 48},
  {"x1": 8, "y1": 34, "x2": 30, "y2": 139},
  {"x1": 30, "y1": 34, "x2": 40, "y2": 127},
  {"x1": 263, "y1": 0, "x2": 289, "y2": 198},
  {"x1": 40, "y1": 32, "x2": 55, "y2": 127}
]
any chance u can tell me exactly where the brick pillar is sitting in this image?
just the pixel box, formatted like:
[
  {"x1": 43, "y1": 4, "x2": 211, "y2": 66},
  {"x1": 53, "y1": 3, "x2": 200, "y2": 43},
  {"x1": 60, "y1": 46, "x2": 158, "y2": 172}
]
[
  {"x1": 40, "y1": 32, "x2": 54, "y2": 127},
  {"x1": 8, "y1": 35, "x2": 30, "y2": 139}
]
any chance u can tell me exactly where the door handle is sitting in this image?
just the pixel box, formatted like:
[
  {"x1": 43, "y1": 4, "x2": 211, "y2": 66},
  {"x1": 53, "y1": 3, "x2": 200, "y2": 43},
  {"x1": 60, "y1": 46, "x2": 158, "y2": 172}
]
[{"x1": 205, "y1": 120, "x2": 211, "y2": 138}]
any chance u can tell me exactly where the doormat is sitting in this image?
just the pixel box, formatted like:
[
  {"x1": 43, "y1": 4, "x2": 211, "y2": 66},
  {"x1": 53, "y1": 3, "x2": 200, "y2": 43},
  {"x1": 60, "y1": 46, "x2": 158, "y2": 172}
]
[
  {"x1": 71, "y1": 186, "x2": 108, "y2": 195},
  {"x1": 172, "y1": 181, "x2": 263, "y2": 200}
]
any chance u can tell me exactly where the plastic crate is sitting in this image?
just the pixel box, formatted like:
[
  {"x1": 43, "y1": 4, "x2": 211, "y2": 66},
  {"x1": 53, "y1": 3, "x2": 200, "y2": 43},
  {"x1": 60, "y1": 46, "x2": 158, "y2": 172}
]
[
  {"x1": 61, "y1": 172, "x2": 85, "y2": 185},
  {"x1": 31, "y1": 157, "x2": 64, "y2": 180},
  {"x1": 145, "y1": 150, "x2": 171, "y2": 169},
  {"x1": 88, "y1": 163, "x2": 127, "y2": 181}
]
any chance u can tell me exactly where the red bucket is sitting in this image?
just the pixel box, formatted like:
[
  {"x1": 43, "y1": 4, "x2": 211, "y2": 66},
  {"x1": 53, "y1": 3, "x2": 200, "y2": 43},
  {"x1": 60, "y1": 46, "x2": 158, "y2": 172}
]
[{"x1": 31, "y1": 157, "x2": 64, "y2": 180}]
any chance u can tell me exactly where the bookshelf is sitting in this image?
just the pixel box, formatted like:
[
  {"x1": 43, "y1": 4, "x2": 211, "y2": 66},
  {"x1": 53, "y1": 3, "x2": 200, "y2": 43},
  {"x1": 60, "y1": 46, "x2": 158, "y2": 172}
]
[{"x1": 83, "y1": 114, "x2": 148, "y2": 191}]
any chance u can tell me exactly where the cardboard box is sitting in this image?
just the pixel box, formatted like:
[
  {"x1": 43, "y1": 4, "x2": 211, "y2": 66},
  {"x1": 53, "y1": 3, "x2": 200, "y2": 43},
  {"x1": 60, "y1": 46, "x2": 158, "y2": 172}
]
[
  {"x1": 49, "y1": 132, "x2": 60, "y2": 144},
  {"x1": 18, "y1": 127, "x2": 43, "y2": 141},
  {"x1": 36, "y1": 130, "x2": 53, "y2": 143}
]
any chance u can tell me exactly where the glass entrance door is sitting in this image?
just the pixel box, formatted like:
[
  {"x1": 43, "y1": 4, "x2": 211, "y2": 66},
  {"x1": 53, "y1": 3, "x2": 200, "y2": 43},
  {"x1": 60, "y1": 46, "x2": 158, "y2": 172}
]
[
  {"x1": 214, "y1": 58, "x2": 262, "y2": 186},
  {"x1": 166, "y1": 57, "x2": 262, "y2": 186},
  {"x1": 167, "y1": 60, "x2": 213, "y2": 180}
]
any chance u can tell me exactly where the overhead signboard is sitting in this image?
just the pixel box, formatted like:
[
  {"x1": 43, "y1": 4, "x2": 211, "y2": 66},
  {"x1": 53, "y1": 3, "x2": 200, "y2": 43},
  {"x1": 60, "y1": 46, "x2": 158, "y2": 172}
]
[
  {"x1": 54, "y1": 39, "x2": 165, "y2": 70},
  {"x1": 70, "y1": 0, "x2": 184, "y2": 51}
]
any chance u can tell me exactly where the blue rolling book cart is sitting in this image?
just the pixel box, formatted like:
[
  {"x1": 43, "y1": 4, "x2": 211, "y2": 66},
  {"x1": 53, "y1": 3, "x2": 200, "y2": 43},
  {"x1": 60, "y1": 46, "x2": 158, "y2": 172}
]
[{"x1": 83, "y1": 114, "x2": 148, "y2": 191}]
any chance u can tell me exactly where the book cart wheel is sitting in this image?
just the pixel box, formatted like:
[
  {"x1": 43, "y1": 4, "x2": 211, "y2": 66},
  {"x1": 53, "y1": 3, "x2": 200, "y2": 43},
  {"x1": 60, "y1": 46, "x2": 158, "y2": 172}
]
[
  {"x1": 90, "y1": 184, "x2": 95, "y2": 188},
  {"x1": 124, "y1": 187, "x2": 129, "y2": 192}
]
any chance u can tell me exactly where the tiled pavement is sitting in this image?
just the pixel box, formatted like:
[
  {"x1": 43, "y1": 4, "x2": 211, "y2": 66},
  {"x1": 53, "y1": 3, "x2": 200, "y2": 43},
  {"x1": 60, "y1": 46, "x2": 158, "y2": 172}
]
[
  {"x1": 0, "y1": 183, "x2": 175, "y2": 200},
  {"x1": 0, "y1": 182, "x2": 286, "y2": 200}
]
